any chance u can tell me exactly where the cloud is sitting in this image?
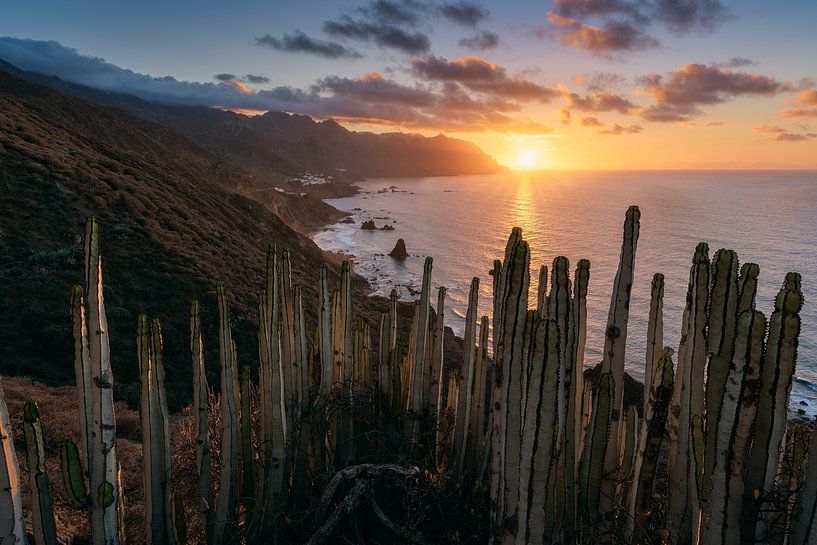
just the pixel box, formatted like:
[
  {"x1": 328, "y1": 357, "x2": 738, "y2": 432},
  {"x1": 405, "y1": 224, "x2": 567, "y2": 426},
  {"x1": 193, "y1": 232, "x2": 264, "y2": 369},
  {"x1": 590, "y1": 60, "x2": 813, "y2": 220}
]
[
  {"x1": 215, "y1": 73, "x2": 271, "y2": 84},
  {"x1": 638, "y1": 63, "x2": 786, "y2": 122},
  {"x1": 459, "y1": 30, "x2": 499, "y2": 50},
  {"x1": 600, "y1": 123, "x2": 643, "y2": 134},
  {"x1": 0, "y1": 37, "x2": 551, "y2": 135},
  {"x1": 714, "y1": 57, "x2": 757, "y2": 68},
  {"x1": 566, "y1": 90, "x2": 636, "y2": 113},
  {"x1": 580, "y1": 116, "x2": 603, "y2": 126},
  {"x1": 544, "y1": 12, "x2": 659, "y2": 57},
  {"x1": 244, "y1": 74, "x2": 271, "y2": 84},
  {"x1": 359, "y1": 0, "x2": 425, "y2": 26},
  {"x1": 411, "y1": 55, "x2": 561, "y2": 101},
  {"x1": 653, "y1": 0, "x2": 731, "y2": 34},
  {"x1": 559, "y1": 108, "x2": 572, "y2": 124},
  {"x1": 256, "y1": 31, "x2": 363, "y2": 59},
  {"x1": 324, "y1": 15, "x2": 431, "y2": 54},
  {"x1": 797, "y1": 89, "x2": 817, "y2": 106},
  {"x1": 753, "y1": 124, "x2": 815, "y2": 142},
  {"x1": 544, "y1": 0, "x2": 731, "y2": 56},
  {"x1": 439, "y1": 2, "x2": 490, "y2": 27}
]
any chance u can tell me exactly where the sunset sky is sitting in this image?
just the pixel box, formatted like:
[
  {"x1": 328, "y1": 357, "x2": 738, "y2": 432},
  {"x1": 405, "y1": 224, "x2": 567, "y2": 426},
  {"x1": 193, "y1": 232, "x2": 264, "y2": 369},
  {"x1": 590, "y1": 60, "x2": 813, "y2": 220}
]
[{"x1": 2, "y1": 0, "x2": 816, "y2": 169}]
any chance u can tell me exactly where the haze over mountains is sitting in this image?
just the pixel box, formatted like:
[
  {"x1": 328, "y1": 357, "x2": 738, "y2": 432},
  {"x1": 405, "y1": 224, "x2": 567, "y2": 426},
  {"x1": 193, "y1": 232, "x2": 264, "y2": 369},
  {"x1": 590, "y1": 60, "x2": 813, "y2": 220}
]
[{"x1": 1, "y1": 58, "x2": 506, "y2": 188}]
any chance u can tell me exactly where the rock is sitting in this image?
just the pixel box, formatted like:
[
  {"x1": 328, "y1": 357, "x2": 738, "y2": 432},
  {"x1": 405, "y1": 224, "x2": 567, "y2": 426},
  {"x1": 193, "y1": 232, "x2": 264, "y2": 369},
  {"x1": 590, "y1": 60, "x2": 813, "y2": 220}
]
[
  {"x1": 798, "y1": 408, "x2": 806, "y2": 415},
  {"x1": 340, "y1": 217, "x2": 354, "y2": 224},
  {"x1": 801, "y1": 400, "x2": 808, "y2": 405},
  {"x1": 381, "y1": 224, "x2": 395, "y2": 231},
  {"x1": 389, "y1": 238, "x2": 408, "y2": 260},
  {"x1": 361, "y1": 219, "x2": 377, "y2": 230}
]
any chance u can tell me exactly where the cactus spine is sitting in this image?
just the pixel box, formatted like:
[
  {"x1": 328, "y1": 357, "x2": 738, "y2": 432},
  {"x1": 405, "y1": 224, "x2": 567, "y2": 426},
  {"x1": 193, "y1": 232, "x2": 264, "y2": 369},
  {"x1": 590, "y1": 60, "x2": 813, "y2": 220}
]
[
  {"x1": 190, "y1": 301, "x2": 212, "y2": 541},
  {"x1": 137, "y1": 316, "x2": 178, "y2": 544},
  {"x1": 212, "y1": 284, "x2": 239, "y2": 543}
]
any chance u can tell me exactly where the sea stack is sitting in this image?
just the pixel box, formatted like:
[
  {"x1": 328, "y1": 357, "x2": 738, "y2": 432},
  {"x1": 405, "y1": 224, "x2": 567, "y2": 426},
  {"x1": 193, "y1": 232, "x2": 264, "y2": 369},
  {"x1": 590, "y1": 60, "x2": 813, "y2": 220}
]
[
  {"x1": 361, "y1": 219, "x2": 377, "y2": 230},
  {"x1": 389, "y1": 239, "x2": 408, "y2": 260}
]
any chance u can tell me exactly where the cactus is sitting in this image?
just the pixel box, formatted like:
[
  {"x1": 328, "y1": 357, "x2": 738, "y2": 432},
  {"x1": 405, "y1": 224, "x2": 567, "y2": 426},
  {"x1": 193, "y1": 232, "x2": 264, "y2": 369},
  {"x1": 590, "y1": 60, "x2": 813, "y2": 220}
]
[
  {"x1": 82, "y1": 218, "x2": 122, "y2": 545},
  {"x1": 137, "y1": 316, "x2": 178, "y2": 545},
  {"x1": 452, "y1": 279, "x2": 478, "y2": 478},
  {"x1": 190, "y1": 301, "x2": 212, "y2": 541},
  {"x1": 516, "y1": 319, "x2": 560, "y2": 545},
  {"x1": 744, "y1": 273, "x2": 803, "y2": 542},
  {"x1": 318, "y1": 266, "x2": 333, "y2": 397},
  {"x1": 536, "y1": 264, "x2": 548, "y2": 316},
  {"x1": 668, "y1": 242, "x2": 710, "y2": 545},
  {"x1": 644, "y1": 273, "x2": 664, "y2": 407},
  {"x1": 737, "y1": 263, "x2": 760, "y2": 314},
  {"x1": 579, "y1": 372, "x2": 614, "y2": 544},
  {"x1": 280, "y1": 249, "x2": 297, "y2": 409},
  {"x1": 625, "y1": 348, "x2": 674, "y2": 542},
  {"x1": 212, "y1": 284, "x2": 239, "y2": 543},
  {"x1": 792, "y1": 417, "x2": 817, "y2": 544},
  {"x1": 239, "y1": 365, "x2": 255, "y2": 514},
  {"x1": 465, "y1": 314, "x2": 491, "y2": 479},
  {"x1": 702, "y1": 249, "x2": 740, "y2": 507},
  {"x1": 0, "y1": 386, "x2": 26, "y2": 545},
  {"x1": 61, "y1": 440, "x2": 90, "y2": 508},
  {"x1": 407, "y1": 257, "x2": 433, "y2": 448},
  {"x1": 258, "y1": 292, "x2": 287, "y2": 516},
  {"x1": 430, "y1": 287, "x2": 448, "y2": 418},
  {"x1": 492, "y1": 231, "x2": 530, "y2": 544},
  {"x1": 599, "y1": 206, "x2": 640, "y2": 525},
  {"x1": 704, "y1": 310, "x2": 766, "y2": 545}
]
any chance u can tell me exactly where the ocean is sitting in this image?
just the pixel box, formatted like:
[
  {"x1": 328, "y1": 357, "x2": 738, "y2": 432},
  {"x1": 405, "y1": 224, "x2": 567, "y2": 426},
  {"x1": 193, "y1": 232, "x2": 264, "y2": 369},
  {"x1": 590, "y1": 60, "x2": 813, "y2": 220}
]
[{"x1": 313, "y1": 171, "x2": 817, "y2": 415}]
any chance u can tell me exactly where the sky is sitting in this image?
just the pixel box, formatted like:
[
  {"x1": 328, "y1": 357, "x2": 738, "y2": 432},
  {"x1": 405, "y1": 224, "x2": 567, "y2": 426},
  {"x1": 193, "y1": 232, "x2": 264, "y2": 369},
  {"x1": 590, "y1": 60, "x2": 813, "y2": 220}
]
[{"x1": 1, "y1": 0, "x2": 816, "y2": 169}]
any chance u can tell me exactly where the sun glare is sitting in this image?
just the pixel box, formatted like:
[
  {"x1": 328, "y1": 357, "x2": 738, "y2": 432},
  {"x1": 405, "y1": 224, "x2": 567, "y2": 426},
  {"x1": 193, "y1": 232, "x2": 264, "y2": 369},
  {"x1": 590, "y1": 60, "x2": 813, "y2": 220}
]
[{"x1": 516, "y1": 148, "x2": 537, "y2": 170}]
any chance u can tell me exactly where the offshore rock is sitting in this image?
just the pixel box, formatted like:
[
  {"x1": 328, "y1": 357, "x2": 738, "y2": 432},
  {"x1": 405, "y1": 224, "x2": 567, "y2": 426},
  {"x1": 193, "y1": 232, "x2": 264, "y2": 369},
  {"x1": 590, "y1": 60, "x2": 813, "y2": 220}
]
[{"x1": 389, "y1": 239, "x2": 408, "y2": 260}]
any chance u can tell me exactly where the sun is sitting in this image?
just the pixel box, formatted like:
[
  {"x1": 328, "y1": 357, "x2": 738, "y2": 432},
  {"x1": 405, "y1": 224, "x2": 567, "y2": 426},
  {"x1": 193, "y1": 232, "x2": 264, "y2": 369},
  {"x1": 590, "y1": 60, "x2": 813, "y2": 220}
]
[{"x1": 515, "y1": 148, "x2": 537, "y2": 170}]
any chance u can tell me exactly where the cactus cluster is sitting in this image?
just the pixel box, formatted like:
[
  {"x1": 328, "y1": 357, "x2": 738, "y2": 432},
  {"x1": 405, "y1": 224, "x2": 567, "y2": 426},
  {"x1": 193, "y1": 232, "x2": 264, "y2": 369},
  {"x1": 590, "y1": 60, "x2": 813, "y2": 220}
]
[{"x1": 1, "y1": 210, "x2": 816, "y2": 545}]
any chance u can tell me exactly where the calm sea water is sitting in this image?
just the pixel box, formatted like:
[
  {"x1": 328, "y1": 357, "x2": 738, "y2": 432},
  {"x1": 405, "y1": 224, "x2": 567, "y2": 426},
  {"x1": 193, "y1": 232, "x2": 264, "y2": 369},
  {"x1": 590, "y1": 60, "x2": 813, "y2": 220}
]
[{"x1": 313, "y1": 171, "x2": 817, "y2": 414}]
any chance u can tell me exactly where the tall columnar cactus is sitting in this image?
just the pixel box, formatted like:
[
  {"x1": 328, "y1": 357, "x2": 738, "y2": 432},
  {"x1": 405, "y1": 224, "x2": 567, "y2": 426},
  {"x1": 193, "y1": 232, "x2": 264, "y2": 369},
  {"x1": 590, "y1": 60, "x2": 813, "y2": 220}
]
[
  {"x1": 644, "y1": 273, "x2": 664, "y2": 405},
  {"x1": 70, "y1": 286, "x2": 93, "y2": 481},
  {"x1": 599, "y1": 206, "x2": 640, "y2": 524},
  {"x1": 430, "y1": 287, "x2": 447, "y2": 418},
  {"x1": 516, "y1": 319, "x2": 560, "y2": 545},
  {"x1": 0, "y1": 386, "x2": 26, "y2": 545},
  {"x1": 704, "y1": 310, "x2": 766, "y2": 545},
  {"x1": 82, "y1": 218, "x2": 122, "y2": 545},
  {"x1": 579, "y1": 372, "x2": 614, "y2": 544},
  {"x1": 190, "y1": 301, "x2": 212, "y2": 542},
  {"x1": 737, "y1": 263, "x2": 760, "y2": 314},
  {"x1": 23, "y1": 400, "x2": 57, "y2": 545},
  {"x1": 137, "y1": 316, "x2": 178, "y2": 545},
  {"x1": 702, "y1": 249, "x2": 740, "y2": 507},
  {"x1": 333, "y1": 261, "x2": 354, "y2": 465},
  {"x1": 625, "y1": 348, "x2": 674, "y2": 543},
  {"x1": 668, "y1": 242, "x2": 710, "y2": 545},
  {"x1": 212, "y1": 284, "x2": 239, "y2": 543},
  {"x1": 239, "y1": 365, "x2": 255, "y2": 514},
  {"x1": 258, "y1": 292, "x2": 286, "y2": 516},
  {"x1": 536, "y1": 264, "x2": 548, "y2": 316},
  {"x1": 492, "y1": 231, "x2": 530, "y2": 545},
  {"x1": 280, "y1": 249, "x2": 298, "y2": 409},
  {"x1": 318, "y1": 266, "x2": 333, "y2": 397},
  {"x1": 408, "y1": 258, "x2": 433, "y2": 430},
  {"x1": 465, "y1": 314, "x2": 490, "y2": 480},
  {"x1": 743, "y1": 272, "x2": 803, "y2": 542},
  {"x1": 792, "y1": 417, "x2": 817, "y2": 544},
  {"x1": 452, "y1": 278, "x2": 478, "y2": 477}
]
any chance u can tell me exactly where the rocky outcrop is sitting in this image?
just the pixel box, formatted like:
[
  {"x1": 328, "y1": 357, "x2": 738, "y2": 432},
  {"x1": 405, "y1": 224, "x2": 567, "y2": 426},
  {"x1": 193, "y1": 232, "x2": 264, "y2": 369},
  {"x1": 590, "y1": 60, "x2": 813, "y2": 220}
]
[
  {"x1": 381, "y1": 224, "x2": 395, "y2": 231},
  {"x1": 361, "y1": 220, "x2": 377, "y2": 230},
  {"x1": 389, "y1": 239, "x2": 408, "y2": 260}
]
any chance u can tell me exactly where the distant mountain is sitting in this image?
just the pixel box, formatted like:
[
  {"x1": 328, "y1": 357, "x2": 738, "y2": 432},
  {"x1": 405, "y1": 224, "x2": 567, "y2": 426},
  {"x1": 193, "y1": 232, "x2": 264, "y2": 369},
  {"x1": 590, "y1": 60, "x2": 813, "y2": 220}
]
[
  {"x1": 0, "y1": 62, "x2": 385, "y2": 408},
  {"x1": 0, "y1": 58, "x2": 508, "y2": 185}
]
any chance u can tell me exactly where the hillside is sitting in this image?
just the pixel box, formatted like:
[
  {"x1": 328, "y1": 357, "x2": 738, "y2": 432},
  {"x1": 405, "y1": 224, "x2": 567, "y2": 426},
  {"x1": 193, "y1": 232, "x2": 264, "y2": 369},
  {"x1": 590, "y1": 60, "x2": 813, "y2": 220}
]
[
  {"x1": 0, "y1": 59, "x2": 508, "y2": 186},
  {"x1": 0, "y1": 65, "x2": 383, "y2": 409}
]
